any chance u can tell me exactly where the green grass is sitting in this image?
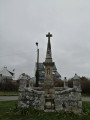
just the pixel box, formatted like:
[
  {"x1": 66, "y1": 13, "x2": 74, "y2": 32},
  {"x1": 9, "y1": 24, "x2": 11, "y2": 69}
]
[
  {"x1": 0, "y1": 91, "x2": 18, "y2": 96},
  {"x1": 0, "y1": 100, "x2": 90, "y2": 120}
]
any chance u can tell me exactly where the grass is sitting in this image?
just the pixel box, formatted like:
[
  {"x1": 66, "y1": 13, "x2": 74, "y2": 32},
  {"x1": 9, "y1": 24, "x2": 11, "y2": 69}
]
[
  {"x1": 0, "y1": 100, "x2": 90, "y2": 120},
  {"x1": 0, "y1": 91, "x2": 18, "y2": 96}
]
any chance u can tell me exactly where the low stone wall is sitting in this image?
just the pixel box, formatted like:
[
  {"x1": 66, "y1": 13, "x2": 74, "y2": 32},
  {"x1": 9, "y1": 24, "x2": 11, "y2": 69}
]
[
  {"x1": 55, "y1": 88, "x2": 82, "y2": 113},
  {"x1": 18, "y1": 88, "x2": 45, "y2": 110},
  {"x1": 18, "y1": 87, "x2": 82, "y2": 113}
]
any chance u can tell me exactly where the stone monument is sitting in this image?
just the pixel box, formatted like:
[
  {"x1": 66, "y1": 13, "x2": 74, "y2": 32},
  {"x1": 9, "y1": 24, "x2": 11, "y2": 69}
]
[
  {"x1": 18, "y1": 33, "x2": 82, "y2": 113},
  {"x1": 43, "y1": 32, "x2": 54, "y2": 94}
]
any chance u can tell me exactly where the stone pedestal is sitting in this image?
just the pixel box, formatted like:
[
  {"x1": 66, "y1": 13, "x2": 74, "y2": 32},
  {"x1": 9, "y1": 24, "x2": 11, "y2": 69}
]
[{"x1": 43, "y1": 61, "x2": 55, "y2": 94}]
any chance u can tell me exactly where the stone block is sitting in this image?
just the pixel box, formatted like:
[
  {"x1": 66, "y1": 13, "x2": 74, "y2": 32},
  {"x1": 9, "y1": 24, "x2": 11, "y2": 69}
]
[{"x1": 78, "y1": 101, "x2": 82, "y2": 108}]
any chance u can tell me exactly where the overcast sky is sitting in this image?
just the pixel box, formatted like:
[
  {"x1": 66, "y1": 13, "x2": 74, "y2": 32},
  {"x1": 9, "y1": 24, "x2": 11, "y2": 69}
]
[{"x1": 0, "y1": 0, "x2": 90, "y2": 79}]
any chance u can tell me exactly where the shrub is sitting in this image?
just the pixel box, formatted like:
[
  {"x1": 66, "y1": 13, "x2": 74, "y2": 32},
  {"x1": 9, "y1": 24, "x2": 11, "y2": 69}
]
[
  {"x1": 68, "y1": 77, "x2": 90, "y2": 95},
  {"x1": 0, "y1": 80, "x2": 19, "y2": 91}
]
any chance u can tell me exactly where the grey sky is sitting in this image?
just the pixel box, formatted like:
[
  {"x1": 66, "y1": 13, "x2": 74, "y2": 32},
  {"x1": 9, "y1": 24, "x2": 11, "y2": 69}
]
[{"x1": 0, "y1": 0, "x2": 90, "y2": 79}]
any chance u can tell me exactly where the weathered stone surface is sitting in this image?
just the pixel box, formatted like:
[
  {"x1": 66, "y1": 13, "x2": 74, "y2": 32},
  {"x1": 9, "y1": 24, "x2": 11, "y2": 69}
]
[
  {"x1": 73, "y1": 74, "x2": 81, "y2": 91},
  {"x1": 18, "y1": 76, "x2": 82, "y2": 113},
  {"x1": 64, "y1": 77, "x2": 68, "y2": 89}
]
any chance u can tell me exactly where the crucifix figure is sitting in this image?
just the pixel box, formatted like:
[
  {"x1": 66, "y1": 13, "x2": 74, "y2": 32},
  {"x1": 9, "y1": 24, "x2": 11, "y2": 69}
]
[{"x1": 46, "y1": 32, "x2": 52, "y2": 41}]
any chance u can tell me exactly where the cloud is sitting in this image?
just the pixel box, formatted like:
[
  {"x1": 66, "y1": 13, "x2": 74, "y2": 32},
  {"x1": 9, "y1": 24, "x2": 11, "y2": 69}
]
[{"x1": 0, "y1": 0, "x2": 90, "y2": 79}]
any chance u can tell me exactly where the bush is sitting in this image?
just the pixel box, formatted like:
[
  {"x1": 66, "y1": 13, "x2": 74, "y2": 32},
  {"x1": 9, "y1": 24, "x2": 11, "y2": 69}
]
[
  {"x1": 0, "y1": 80, "x2": 19, "y2": 91},
  {"x1": 68, "y1": 77, "x2": 90, "y2": 95},
  {"x1": 80, "y1": 77, "x2": 90, "y2": 95},
  {"x1": 53, "y1": 78, "x2": 64, "y2": 87}
]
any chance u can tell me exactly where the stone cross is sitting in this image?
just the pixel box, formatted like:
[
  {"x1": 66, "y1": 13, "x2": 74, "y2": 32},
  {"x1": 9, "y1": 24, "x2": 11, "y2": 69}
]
[{"x1": 46, "y1": 32, "x2": 52, "y2": 41}]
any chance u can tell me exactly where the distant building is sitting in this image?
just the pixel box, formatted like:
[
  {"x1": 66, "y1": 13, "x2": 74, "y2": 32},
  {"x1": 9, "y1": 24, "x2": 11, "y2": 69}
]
[
  {"x1": 0, "y1": 67, "x2": 15, "y2": 83},
  {"x1": 36, "y1": 63, "x2": 61, "y2": 84}
]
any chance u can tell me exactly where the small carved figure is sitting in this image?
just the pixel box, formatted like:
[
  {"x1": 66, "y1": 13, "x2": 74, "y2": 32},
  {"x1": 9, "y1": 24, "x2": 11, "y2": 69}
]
[{"x1": 47, "y1": 68, "x2": 50, "y2": 75}]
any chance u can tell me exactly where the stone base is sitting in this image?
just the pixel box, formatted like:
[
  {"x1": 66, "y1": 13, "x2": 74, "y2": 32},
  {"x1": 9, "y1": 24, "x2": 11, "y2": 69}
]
[{"x1": 18, "y1": 87, "x2": 82, "y2": 113}]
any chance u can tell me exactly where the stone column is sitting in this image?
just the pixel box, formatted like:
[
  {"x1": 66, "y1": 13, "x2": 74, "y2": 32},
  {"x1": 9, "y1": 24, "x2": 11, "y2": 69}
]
[
  {"x1": 43, "y1": 32, "x2": 55, "y2": 94},
  {"x1": 43, "y1": 62, "x2": 55, "y2": 94},
  {"x1": 18, "y1": 73, "x2": 27, "y2": 91},
  {"x1": 73, "y1": 74, "x2": 81, "y2": 91},
  {"x1": 64, "y1": 77, "x2": 68, "y2": 89},
  {"x1": 73, "y1": 74, "x2": 82, "y2": 113}
]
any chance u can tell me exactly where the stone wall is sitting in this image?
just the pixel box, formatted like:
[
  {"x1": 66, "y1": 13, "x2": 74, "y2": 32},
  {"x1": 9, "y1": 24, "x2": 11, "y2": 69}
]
[
  {"x1": 18, "y1": 88, "x2": 45, "y2": 110},
  {"x1": 18, "y1": 73, "x2": 82, "y2": 113},
  {"x1": 55, "y1": 88, "x2": 82, "y2": 113},
  {"x1": 18, "y1": 87, "x2": 82, "y2": 113}
]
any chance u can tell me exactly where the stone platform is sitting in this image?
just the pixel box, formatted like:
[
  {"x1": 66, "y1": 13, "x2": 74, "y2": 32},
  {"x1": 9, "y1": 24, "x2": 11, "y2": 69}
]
[{"x1": 18, "y1": 83, "x2": 82, "y2": 113}]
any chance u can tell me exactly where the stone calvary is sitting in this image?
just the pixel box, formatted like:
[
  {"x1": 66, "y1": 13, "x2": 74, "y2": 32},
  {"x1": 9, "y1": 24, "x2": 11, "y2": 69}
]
[{"x1": 18, "y1": 33, "x2": 82, "y2": 113}]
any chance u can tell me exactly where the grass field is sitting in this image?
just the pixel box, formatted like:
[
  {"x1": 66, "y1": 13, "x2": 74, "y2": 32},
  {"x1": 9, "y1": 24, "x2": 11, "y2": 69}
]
[
  {"x1": 0, "y1": 91, "x2": 18, "y2": 96},
  {"x1": 0, "y1": 100, "x2": 90, "y2": 120}
]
